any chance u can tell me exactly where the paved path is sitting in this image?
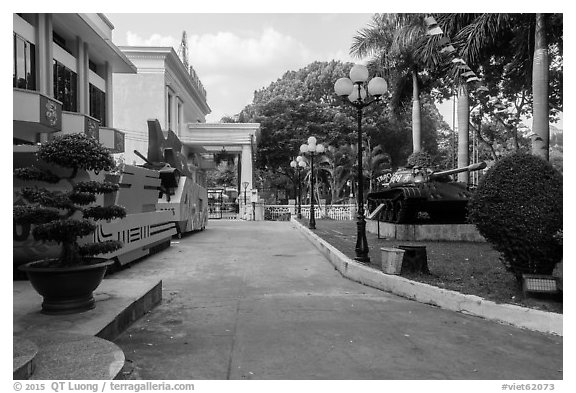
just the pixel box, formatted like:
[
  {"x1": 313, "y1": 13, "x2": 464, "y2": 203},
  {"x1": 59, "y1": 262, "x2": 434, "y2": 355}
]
[{"x1": 112, "y1": 220, "x2": 562, "y2": 380}]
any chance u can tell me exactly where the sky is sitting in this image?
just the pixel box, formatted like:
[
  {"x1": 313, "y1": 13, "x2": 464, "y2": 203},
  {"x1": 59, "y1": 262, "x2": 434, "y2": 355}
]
[
  {"x1": 7, "y1": 1, "x2": 569, "y2": 128},
  {"x1": 107, "y1": 13, "x2": 376, "y2": 123},
  {"x1": 106, "y1": 11, "x2": 563, "y2": 129}
]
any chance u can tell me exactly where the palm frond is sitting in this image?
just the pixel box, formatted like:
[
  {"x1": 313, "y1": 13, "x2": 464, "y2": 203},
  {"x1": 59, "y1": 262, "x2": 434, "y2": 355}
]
[
  {"x1": 350, "y1": 14, "x2": 395, "y2": 59},
  {"x1": 454, "y1": 13, "x2": 513, "y2": 65}
]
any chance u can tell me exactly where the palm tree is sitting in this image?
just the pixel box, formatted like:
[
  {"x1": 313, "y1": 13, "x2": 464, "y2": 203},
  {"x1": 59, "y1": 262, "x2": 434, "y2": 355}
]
[
  {"x1": 532, "y1": 13, "x2": 550, "y2": 160},
  {"x1": 456, "y1": 82, "x2": 470, "y2": 181},
  {"x1": 364, "y1": 144, "x2": 391, "y2": 193},
  {"x1": 438, "y1": 13, "x2": 562, "y2": 161},
  {"x1": 350, "y1": 13, "x2": 443, "y2": 154},
  {"x1": 317, "y1": 145, "x2": 354, "y2": 204}
]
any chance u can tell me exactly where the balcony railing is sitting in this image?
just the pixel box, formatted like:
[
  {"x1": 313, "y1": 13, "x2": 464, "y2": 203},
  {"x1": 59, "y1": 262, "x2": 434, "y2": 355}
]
[
  {"x1": 13, "y1": 89, "x2": 62, "y2": 141},
  {"x1": 99, "y1": 127, "x2": 125, "y2": 154},
  {"x1": 61, "y1": 111, "x2": 100, "y2": 138}
]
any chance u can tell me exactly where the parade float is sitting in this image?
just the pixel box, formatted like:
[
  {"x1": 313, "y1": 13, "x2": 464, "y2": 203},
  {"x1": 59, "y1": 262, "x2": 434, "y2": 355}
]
[{"x1": 137, "y1": 120, "x2": 208, "y2": 237}]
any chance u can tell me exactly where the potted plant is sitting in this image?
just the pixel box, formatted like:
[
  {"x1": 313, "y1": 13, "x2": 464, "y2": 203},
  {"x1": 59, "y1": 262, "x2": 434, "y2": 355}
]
[{"x1": 14, "y1": 133, "x2": 127, "y2": 314}]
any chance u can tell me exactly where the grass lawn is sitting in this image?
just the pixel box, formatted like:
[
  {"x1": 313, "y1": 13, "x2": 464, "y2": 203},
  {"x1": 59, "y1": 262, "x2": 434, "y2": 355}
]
[{"x1": 297, "y1": 218, "x2": 562, "y2": 314}]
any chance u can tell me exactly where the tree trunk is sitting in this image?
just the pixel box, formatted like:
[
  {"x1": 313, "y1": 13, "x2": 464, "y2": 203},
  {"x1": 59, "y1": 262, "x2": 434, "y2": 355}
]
[
  {"x1": 457, "y1": 83, "x2": 469, "y2": 183},
  {"x1": 532, "y1": 13, "x2": 550, "y2": 161},
  {"x1": 411, "y1": 70, "x2": 422, "y2": 153}
]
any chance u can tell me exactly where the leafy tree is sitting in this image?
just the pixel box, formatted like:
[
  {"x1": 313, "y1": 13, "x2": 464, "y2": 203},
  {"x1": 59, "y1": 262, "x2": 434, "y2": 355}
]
[
  {"x1": 235, "y1": 60, "x2": 448, "y2": 199},
  {"x1": 430, "y1": 13, "x2": 563, "y2": 161},
  {"x1": 206, "y1": 161, "x2": 237, "y2": 188}
]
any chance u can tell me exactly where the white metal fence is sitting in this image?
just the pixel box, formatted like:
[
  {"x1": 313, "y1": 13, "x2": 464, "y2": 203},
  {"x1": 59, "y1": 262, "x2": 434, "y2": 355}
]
[{"x1": 264, "y1": 204, "x2": 356, "y2": 221}]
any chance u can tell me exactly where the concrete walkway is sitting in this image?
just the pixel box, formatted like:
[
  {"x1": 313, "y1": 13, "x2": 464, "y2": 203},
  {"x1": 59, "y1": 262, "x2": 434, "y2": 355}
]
[{"x1": 112, "y1": 220, "x2": 562, "y2": 380}]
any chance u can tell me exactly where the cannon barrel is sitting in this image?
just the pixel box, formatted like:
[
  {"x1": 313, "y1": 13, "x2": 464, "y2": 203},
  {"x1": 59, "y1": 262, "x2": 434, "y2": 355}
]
[
  {"x1": 134, "y1": 150, "x2": 153, "y2": 166},
  {"x1": 430, "y1": 161, "x2": 487, "y2": 178}
]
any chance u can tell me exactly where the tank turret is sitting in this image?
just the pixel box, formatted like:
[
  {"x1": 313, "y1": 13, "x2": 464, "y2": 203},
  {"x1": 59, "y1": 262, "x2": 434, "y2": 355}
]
[{"x1": 368, "y1": 162, "x2": 487, "y2": 224}]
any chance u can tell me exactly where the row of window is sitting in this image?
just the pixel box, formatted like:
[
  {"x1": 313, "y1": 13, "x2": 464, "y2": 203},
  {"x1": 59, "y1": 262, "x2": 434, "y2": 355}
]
[
  {"x1": 13, "y1": 33, "x2": 107, "y2": 126},
  {"x1": 89, "y1": 83, "x2": 106, "y2": 127},
  {"x1": 53, "y1": 60, "x2": 77, "y2": 112},
  {"x1": 167, "y1": 92, "x2": 183, "y2": 132},
  {"x1": 13, "y1": 34, "x2": 36, "y2": 90}
]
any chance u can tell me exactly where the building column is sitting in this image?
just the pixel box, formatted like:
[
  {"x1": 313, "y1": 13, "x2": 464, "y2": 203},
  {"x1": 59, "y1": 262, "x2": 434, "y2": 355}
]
[
  {"x1": 105, "y1": 61, "x2": 113, "y2": 127},
  {"x1": 235, "y1": 155, "x2": 241, "y2": 197},
  {"x1": 240, "y1": 143, "x2": 253, "y2": 191},
  {"x1": 76, "y1": 37, "x2": 88, "y2": 114},
  {"x1": 36, "y1": 13, "x2": 53, "y2": 97}
]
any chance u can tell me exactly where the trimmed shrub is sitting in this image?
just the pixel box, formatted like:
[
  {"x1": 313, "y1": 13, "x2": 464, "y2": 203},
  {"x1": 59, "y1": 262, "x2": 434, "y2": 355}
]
[
  {"x1": 468, "y1": 152, "x2": 563, "y2": 279},
  {"x1": 407, "y1": 150, "x2": 433, "y2": 168}
]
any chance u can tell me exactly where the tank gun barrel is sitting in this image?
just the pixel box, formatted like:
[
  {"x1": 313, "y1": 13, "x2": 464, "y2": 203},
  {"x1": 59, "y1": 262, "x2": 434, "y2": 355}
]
[{"x1": 431, "y1": 162, "x2": 487, "y2": 178}]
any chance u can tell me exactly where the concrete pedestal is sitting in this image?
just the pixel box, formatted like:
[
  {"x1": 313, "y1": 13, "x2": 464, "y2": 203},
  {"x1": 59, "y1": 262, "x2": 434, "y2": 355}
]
[{"x1": 367, "y1": 219, "x2": 486, "y2": 242}]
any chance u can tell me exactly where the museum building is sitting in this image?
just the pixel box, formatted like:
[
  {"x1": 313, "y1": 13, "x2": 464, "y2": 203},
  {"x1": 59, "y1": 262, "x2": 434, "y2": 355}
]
[{"x1": 13, "y1": 13, "x2": 135, "y2": 150}]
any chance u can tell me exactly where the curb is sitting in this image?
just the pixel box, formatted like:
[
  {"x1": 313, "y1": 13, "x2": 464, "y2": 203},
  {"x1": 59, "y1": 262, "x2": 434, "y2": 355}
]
[
  {"x1": 96, "y1": 279, "x2": 163, "y2": 340},
  {"x1": 291, "y1": 218, "x2": 562, "y2": 336}
]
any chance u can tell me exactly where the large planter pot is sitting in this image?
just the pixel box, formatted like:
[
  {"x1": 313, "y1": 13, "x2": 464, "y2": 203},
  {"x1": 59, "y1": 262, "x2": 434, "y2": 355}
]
[{"x1": 19, "y1": 259, "x2": 114, "y2": 315}]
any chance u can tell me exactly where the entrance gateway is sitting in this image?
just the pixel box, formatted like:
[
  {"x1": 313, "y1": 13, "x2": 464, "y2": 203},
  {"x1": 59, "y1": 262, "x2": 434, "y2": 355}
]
[{"x1": 179, "y1": 122, "x2": 260, "y2": 214}]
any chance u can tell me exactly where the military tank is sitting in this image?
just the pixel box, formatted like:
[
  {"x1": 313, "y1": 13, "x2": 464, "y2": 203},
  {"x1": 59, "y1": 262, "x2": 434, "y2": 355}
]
[{"x1": 367, "y1": 161, "x2": 487, "y2": 224}]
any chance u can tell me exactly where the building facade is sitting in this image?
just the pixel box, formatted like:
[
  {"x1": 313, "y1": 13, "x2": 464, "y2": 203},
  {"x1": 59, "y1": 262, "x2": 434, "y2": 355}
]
[
  {"x1": 112, "y1": 46, "x2": 212, "y2": 166},
  {"x1": 113, "y1": 46, "x2": 260, "y2": 194},
  {"x1": 13, "y1": 13, "x2": 135, "y2": 151}
]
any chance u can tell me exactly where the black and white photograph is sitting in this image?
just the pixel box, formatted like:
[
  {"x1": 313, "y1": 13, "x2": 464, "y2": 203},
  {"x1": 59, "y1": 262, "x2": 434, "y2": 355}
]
[{"x1": 10, "y1": 2, "x2": 566, "y2": 391}]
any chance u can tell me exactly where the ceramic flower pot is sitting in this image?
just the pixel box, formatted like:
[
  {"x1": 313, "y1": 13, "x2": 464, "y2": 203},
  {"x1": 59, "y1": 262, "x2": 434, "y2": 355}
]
[{"x1": 19, "y1": 258, "x2": 114, "y2": 315}]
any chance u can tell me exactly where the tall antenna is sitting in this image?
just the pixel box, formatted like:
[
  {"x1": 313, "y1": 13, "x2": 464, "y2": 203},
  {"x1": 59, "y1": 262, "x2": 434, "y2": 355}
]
[{"x1": 177, "y1": 31, "x2": 189, "y2": 71}]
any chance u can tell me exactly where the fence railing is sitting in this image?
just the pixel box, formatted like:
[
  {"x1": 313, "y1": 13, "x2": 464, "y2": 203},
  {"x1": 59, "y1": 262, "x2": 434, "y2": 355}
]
[{"x1": 264, "y1": 204, "x2": 356, "y2": 221}]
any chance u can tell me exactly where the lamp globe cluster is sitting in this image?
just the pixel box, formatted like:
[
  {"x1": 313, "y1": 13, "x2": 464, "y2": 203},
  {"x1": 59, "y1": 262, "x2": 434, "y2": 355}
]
[
  {"x1": 290, "y1": 156, "x2": 306, "y2": 220},
  {"x1": 300, "y1": 136, "x2": 325, "y2": 155},
  {"x1": 290, "y1": 155, "x2": 307, "y2": 169},
  {"x1": 334, "y1": 64, "x2": 387, "y2": 103},
  {"x1": 298, "y1": 136, "x2": 325, "y2": 230}
]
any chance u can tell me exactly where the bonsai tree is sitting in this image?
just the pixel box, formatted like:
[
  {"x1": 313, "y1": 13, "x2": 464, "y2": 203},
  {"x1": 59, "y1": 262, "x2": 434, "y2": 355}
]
[
  {"x1": 468, "y1": 152, "x2": 562, "y2": 279},
  {"x1": 13, "y1": 133, "x2": 127, "y2": 267}
]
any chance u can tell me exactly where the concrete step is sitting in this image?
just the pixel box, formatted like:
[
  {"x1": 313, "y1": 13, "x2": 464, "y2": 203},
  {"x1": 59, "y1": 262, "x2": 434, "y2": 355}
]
[
  {"x1": 24, "y1": 333, "x2": 124, "y2": 380},
  {"x1": 13, "y1": 278, "x2": 162, "y2": 379},
  {"x1": 14, "y1": 278, "x2": 162, "y2": 340},
  {"x1": 13, "y1": 337, "x2": 38, "y2": 380}
]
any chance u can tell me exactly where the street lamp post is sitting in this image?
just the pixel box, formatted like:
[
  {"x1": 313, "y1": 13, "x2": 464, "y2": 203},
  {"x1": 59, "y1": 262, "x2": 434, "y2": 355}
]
[
  {"x1": 242, "y1": 181, "x2": 249, "y2": 219},
  {"x1": 334, "y1": 64, "x2": 388, "y2": 263},
  {"x1": 300, "y1": 137, "x2": 325, "y2": 230},
  {"x1": 242, "y1": 182, "x2": 249, "y2": 206},
  {"x1": 290, "y1": 156, "x2": 306, "y2": 219}
]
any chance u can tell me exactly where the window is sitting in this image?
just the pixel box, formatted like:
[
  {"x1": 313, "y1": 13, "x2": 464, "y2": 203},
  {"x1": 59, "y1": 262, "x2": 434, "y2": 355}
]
[
  {"x1": 52, "y1": 31, "x2": 72, "y2": 55},
  {"x1": 89, "y1": 83, "x2": 106, "y2": 127},
  {"x1": 53, "y1": 60, "x2": 77, "y2": 112},
  {"x1": 89, "y1": 60, "x2": 98, "y2": 73},
  {"x1": 13, "y1": 33, "x2": 36, "y2": 90},
  {"x1": 177, "y1": 101, "x2": 182, "y2": 133},
  {"x1": 167, "y1": 93, "x2": 173, "y2": 130}
]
